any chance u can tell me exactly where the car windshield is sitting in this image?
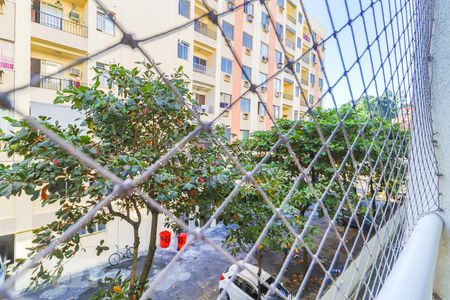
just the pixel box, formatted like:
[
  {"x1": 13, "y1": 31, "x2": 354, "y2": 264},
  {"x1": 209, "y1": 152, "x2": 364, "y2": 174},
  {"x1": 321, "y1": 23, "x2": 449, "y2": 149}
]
[{"x1": 260, "y1": 276, "x2": 289, "y2": 298}]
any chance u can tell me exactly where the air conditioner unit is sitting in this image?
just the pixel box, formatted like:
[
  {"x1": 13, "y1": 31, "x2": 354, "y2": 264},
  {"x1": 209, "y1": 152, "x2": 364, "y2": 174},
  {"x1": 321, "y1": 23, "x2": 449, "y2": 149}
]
[
  {"x1": 243, "y1": 80, "x2": 250, "y2": 88},
  {"x1": 201, "y1": 105, "x2": 209, "y2": 113},
  {"x1": 223, "y1": 73, "x2": 231, "y2": 82},
  {"x1": 245, "y1": 48, "x2": 252, "y2": 56},
  {"x1": 69, "y1": 68, "x2": 81, "y2": 77},
  {"x1": 277, "y1": 62, "x2": 283, "y2": 69},
  {"x1": 227, "y1": 1, "x2": 235, "y2": 9},
  {"x1": 259, "y1": 115, "x2": 265, "y2": 122},
  {"x1": 69, "y1": 10, "x2": 80, "y2": 21},
  {"x1": 243, "y1": 113, "x2": 249, "y2": 120},
  {"x1": 260, "y1": 86, "x2": 267, "y2": 93},
  {"x1": 261, "y1": 56, "x2": 268, "y2": 63},
  {"x1": 275, "y1": 91, "x2": 282, "y2": 97},
  {"x1": 263, "y1": 24, "x2": 270, "y2": 32},
  {"x1": 247, "y1": 14, "x2": 254, "y2": 23}
]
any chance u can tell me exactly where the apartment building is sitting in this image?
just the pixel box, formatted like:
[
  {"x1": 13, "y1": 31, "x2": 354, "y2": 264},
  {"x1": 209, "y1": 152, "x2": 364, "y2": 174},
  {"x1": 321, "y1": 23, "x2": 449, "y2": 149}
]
[{"x1": 0, "y1": 0, "x2": 325, "y2": 290}]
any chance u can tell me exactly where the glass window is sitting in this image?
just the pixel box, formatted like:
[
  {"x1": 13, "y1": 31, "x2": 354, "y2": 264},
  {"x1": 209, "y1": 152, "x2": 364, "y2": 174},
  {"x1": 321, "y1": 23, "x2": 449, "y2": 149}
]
[
  {"x1": 297, "y1": 37, "x2": 302, "y2": 48},
  {"x1": 273, "y1": 105, "x2": 281, "y2": 119},
  {"x1": 296, "y1": 62, "x2": 301, "y2": 72},
  {"x1": 243, "y1": 32, "x2": 253, "y2": 49},
  {"x1": 193, "y1": 56, "x2": 207, "y2": 73},
  {"x1": 309, "y1": 95, "x2": 314, "y2": 104},
  {"x1": 310, "y1": 74, "x2": 315, "y2": 85},
  {"x1": 294, "y1": 110, "x2": 299, "y2": 120},
  {"x1": 258, "y1": 102, "x2": 267, "y2": 115},
  {"x1": 259, "y1": 72, "x2": 267, "y2": 86},
  {"x1": 261, "y1": 12, "x2": 269, "y2": 26},
  {"x1": 298, "y1": 13, "x2": 303, "y2": 23},
  {"x1": 275, "y1": 50, "x2": 283, "y2": 64},
  {"x1": 295, "y1": 86, "x2": 300, "y2": 97},
  {"x1": 319, "y1": 78, "x2": 323, "y2": 89},
  {"x1": 240, "y1": 130, "x2": 250, "y2": 140},
  {"x1": 311, "y1": 53, "x2": 316, "y2": 64},
  {"x1": 261, "y1": 42, "x2": 269, "y2": 58},
  {"x1": 274, "y1": 78, "x2": 282, "y2": 91},
  {"x1": 242, "y1": 65, "x2": 252, "y2": 81},
  {"x1": 79, "y1": 223, "x2": 106, "y2": 236},
  {"x1": 178, "y1": 0, "x2": 190, "y2": 18},
  {"x1": 312, "y1": 31, "x2": 317, "y2": 41},
  {"x1": 194, "y1": 93, "x2": 206, "y2": 105},
  {"x1": 244, "y1": 2, "x2": 254, "y2": 15},
  {"x1": 96, "y1": 10, "x2": 115, "y2": 35},
  {"x1": 177, "y1": 40, "x2": 189, "y2": 60},
  {"x1": 277, "y1": 0, "x2": 284, "y2": 8},
  {"x1": 276, "y1": 23, "x2": 283, "y2": 38},
  {"x1": 241, "y1": 98, "x2": 251, "y2": 113},
  {"x1": 96, "y1": 62, "x2": 109, "y2": 88},
  {"x1": 223, "y1": 21, "x2": 234, "y2": 39},
  {"x1": 220, "y1": 93, "x2": 232, "y2": 108},
  {"x1": 221, "y1": 57, "x2": 233, "y2": 74}
]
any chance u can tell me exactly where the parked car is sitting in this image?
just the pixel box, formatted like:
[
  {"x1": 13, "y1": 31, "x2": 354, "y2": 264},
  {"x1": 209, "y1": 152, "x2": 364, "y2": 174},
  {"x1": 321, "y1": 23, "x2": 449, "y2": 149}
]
[{"x1": 219, "y1": 263, "x2": 292, "y2": 300}]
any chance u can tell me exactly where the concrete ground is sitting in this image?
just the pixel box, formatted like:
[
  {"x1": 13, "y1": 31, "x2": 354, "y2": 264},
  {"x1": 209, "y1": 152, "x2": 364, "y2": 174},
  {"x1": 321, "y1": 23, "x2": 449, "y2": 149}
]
[{"x1": 21, "y1": 216, "x2": 362, "y2": 300}]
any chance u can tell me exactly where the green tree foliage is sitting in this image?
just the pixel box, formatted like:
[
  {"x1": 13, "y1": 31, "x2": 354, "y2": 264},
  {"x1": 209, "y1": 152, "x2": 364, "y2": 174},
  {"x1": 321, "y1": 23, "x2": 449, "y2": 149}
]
[{"x1": 0, "y1": 63, "x2": 233, "y2": 296}]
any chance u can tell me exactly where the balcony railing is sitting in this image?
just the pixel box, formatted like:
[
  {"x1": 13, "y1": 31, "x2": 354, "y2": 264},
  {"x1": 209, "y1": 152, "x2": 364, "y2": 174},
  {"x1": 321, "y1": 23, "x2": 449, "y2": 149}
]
[
  {"x1": 194, "y1": 20, "x2": 217, "y2": 39},
  {"x1": 301, "y1": 78, "x2": 309, "y2": 85},
  {"x1": 285, "y1": 39, "x2": 295, "y2": 50},
  {"x1": 32, "y1": 75, "x2": 84, "y2": 91},
  {"x1": 287, "y1": 14, "x2": 296, "y2": 24},
  {"x1": 284, "y1": 93, "x2": 293, "y2": 100},
  {"x1": 302, "y1": 55, "x2": 310, "y2": 64},
  {"x1": 31, "y1": 9, "x2": 88, "y2": 38},
  {"x1": 0, "y1": 56, "x2": 14, "y2": 70},
  {"x1": 193, "y1": 63, "x2": 214, "y2": 76}
]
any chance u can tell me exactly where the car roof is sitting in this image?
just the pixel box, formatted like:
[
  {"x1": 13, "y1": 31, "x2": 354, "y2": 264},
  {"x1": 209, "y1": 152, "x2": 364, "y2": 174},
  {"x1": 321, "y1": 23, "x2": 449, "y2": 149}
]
[{"x1": 228, "y1": 263, "x2": 272, "y2": 284}]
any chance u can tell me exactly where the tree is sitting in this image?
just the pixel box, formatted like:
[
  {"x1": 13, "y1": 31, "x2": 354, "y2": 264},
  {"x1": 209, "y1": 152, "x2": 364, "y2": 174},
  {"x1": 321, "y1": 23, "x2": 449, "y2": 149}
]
[{"x1": 0, "y1": 63, "x2": 233, "y2": 297}]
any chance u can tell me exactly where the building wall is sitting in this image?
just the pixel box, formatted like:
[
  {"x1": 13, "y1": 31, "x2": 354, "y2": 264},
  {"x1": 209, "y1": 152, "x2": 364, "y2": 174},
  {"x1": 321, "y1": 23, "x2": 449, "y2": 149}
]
[{"x1": 0, "y1": 0, "x2": 326, "y2": 291}]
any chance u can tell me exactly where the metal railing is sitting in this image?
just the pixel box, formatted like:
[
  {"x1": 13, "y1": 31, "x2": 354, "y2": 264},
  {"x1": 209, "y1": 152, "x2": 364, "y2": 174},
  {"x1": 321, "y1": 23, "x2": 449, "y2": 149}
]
[
  {"x1": 194, "y1": 20, "x2": 217, "y2": 39},
  {"x1": 0, "y1": 56, "x2": 14, "y2": 70},
  {"x1": 287, "y1": 14, "x2": 296, "y2": 24},
  {"x1": 285, "y1": 39, "x2": 295, "y2": 50},
  {"x1": 283, "y1": 93, "x2": 293, "y2": 100},
  {"x1": 31, "y1": 9, "x2": 88, "y2": 38},
  {"x1": 32, "y1": 75, "x2": 84, "y2": 90},
  {"x1": 193, "y1": 63, "x2": 214, "y2": 76}
]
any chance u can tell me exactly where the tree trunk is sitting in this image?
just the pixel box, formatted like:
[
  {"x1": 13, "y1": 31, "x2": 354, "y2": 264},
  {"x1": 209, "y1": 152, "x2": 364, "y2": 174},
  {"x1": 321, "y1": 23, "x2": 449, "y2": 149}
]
[
  {"x1": 256, "y1": 251, "x2": 263, "y2": 300},
  {"x1": 138, "y1": 210, "x2": 159, "y2": 287},
  {"x1": 130, "y1": 225, "x2": 140, "y2": 299}
]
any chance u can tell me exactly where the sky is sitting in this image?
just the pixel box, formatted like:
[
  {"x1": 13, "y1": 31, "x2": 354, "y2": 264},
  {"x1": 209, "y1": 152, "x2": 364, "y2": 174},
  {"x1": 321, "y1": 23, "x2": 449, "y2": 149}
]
[{"x1": 303, "y1": 0, "x2": 412, "y2": 108}]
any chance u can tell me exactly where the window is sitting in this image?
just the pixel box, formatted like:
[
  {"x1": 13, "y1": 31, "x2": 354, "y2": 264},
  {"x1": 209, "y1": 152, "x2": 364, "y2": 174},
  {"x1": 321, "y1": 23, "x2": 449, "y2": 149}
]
[
  {"x1": 319, "y1": 78, "x2": 324, "y2": 89},
  {"x1": 223, "y1": 21, "x2": 234, "y2": 39},
  {"x1": 41, "y1": 3, "x2": 63, "y2": 29},
  {"x1": 242, "y1": 65, "x2": 251, "y2": 81},
  {"x1": 273, "y1": 105, "x2": 281, "y2": 119},
  {"x1": 274, "y1": 78, "x2": 282, "y2": 92},
  {"x1": 79, "y1": 223, "x2": 106, "y2": 236},
  {"x1": 258, "y1": 102, "x2": 267, "y2": 116},
  {"x1": 259, "y1": 72, "x2": 267, "y2": 86},
  {"x1": 275, "y1": 50, "x2": 283, "y2": 64},
  {"x1": 310, "y1": 74, "x2": 315, "y2": 86},
  {"x1": 177, "y1": 40, "x2": 189, "y2": 60},
  {"x1": 194, "y1": 93, "x2": 206, "y2": 105},
  {"x1": 220, "y1": 92, "x2": 232, "y2": 108},
  {"x1": 243, "y1": 32, "x2": 253, "y2": 49},
  {"x1": 309, "y1": 95, "x2": 314, "y2": 104},
  {"x1": 261, "y1": 42, "x2": 269, "y2": 58},
  {"x1": 261, "y1": 12, "x2": 269, "y2": 27},
  {"x1": 296, "y1": 62, "x2": 301, "y2": 73},
  {"x1": 96, "y1": 62, "x2": 109, "y2": 88},
  {"x1": 224, "y1": 128, "x2": 231, "y2": 142},
  {"x1": 178, "y1": 0, "x2": 190, "y2": 18},
  {"x1": 244, "y1": 2, "x2": 254, "y2": 15},
  {"x1": 277, "y1": 0, "x2": 285, "y2": 8},
  {"x1": 311, "y1": 53, "x2": 316, "y2": 64},
  {"x1": 193, "y1": 56, "x2": 207, "y2": 73},
  {"x1": 240, "y1": 130, "x2": 250, "y2": 140},
  {"x1": 312, "y1": 31, "x2": 317, "y2": 41},
  {"x1": 276, "y1": 23, "x2": 283, "y2": 38},
  {"x1": 221, "y1": 57, "x2": 233, "y2": 74},
  {"x1": 233, "y1": 277, "x2": 257, "y2": 298},
  {"x1": 240, "y1": 98, "x2": 251, "y2": 113},
  {"x1": 294, "y1": 110, "x2": 299, "y2": 120},
  {"x1": 295, "y1": 86, "x2": 300, "y2": 97},
  {"x1": 97, "y1": 10, "x2": 115, "y2": 35},
  {"x1": 298, "y1": 13, "x2": 303, "y2": 23},
  {"x1": 297, "y1": 37, "x2": 302, "y2": 48}
]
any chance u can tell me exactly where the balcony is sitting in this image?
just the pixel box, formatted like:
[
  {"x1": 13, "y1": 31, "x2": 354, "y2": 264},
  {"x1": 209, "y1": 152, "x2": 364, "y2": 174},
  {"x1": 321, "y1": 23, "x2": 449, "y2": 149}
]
[
  {"x1": 303, "y1": 33, "x2": 311, "y2": 42},
  {"x1": 287, "y1": 14, "x2": 296, "y2": 24},
  {"x1": 284, "y1": 93, "x2": 293, "y2": 101},
  {"x1": 285, "y1": 39, "x2": 295, "y2": 50},
  {"x1": 0, "y1": 55, "x2": 14, "y2": 70},
  {"x1": 194, "y1": 20, "x2": 217, "y2": 39},
  {"x1": 31, "y1": 9, "x2": 87, "y2": 38},
  {"x1": 302, "y1": 54, "x2": 310, "y2": 64},
  {"x1": 192, "y1": 63, "x2": 215, "y2": 87},
  {"x1": 32, "y1": 75, "x2": 84, "y2": 91}
]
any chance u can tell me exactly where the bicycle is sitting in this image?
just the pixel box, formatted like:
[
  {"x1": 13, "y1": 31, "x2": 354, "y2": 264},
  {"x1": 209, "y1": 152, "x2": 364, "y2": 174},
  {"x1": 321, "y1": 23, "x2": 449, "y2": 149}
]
[{"x1": 108, "y1": 245, "x2": 134, "y2": 266}]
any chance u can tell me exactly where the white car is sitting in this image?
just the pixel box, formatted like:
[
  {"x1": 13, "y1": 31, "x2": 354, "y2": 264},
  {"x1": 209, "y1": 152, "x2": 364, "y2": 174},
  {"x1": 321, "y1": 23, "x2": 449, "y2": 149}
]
[{"x1": 219, "y1": 263, "x2": 292, "y2": 300}]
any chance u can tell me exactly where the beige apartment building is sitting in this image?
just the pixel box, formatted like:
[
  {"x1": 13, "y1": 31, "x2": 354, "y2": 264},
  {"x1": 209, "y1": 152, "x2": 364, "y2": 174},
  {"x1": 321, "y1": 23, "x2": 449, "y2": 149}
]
[{"x1": 0, "y1": 0, "x2": 325, "y2": 290}]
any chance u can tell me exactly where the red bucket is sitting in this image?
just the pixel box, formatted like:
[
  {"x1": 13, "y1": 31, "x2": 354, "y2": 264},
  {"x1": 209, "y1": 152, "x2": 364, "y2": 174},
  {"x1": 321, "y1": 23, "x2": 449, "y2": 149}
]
[
  {"x1": 177, "y1": 233, "x2": 187, "y2": 251},
  {"x1": 159, "y1": 230, "x2": 171, "y2": 248}
]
